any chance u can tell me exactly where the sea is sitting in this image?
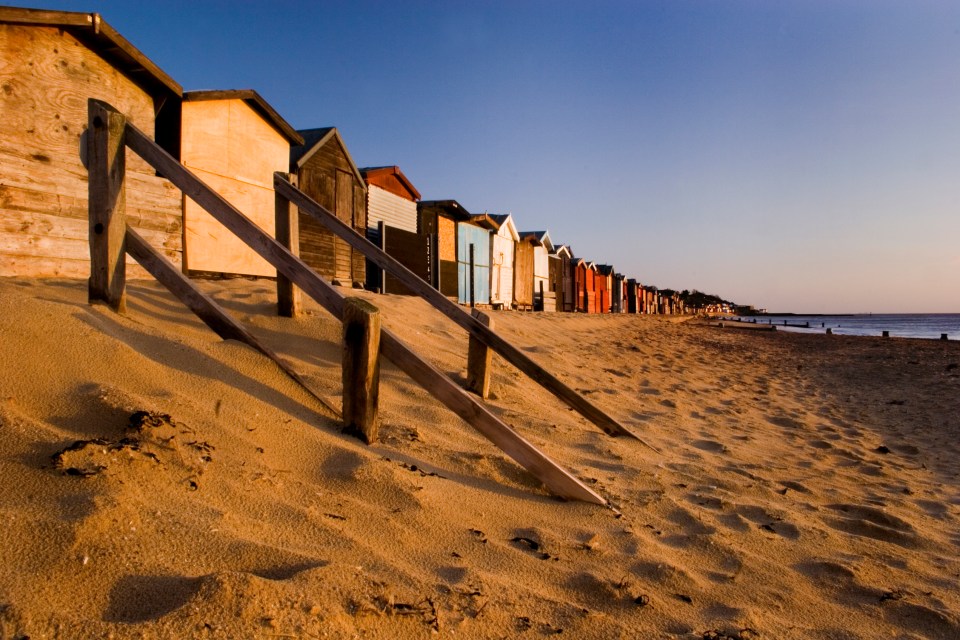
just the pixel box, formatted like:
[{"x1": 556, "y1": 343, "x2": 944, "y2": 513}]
[{"x1": 731, "y1": 314, "x2": 960, "y2": 341}]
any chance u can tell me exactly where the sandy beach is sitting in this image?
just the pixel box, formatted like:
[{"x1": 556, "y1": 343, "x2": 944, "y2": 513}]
[{"x1": 0, "y1": 276, "x2": 958, "y2": 639}]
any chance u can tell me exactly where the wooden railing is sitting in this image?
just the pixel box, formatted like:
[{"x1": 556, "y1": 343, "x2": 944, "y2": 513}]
[{"x1": 85, "y1": 99, "x2": 607, "y2": 504}]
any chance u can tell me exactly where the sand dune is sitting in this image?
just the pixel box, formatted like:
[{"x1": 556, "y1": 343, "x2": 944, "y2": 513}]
[{"x1": 0, "y1": 277, "x2": 958, "y2": 639}]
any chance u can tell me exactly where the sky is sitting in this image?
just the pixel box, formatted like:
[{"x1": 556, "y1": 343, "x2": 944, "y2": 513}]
[{"x1": 10, "y1": 0, "x2": 960, "y2": 312}]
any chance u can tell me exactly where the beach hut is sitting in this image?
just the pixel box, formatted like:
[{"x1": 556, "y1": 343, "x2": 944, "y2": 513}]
[
  {"x1": 360, "y1": 165, "x2": 423, "y2": 294},
  {"x1": 418, "y1": 200, "x2": 472, "y2": 299},
  {"x1": 0, "y1": 6, "x2": 183, "y2": 277},
  {"x1": 181, "y1": 90, "x2": 303, "y2": 277},
  {"x1": 573, "y1": 258, "x2": 598, "y2": 313},
  {"x1": 596, "y1": 264, "x2": 617, "y2": 314},
  {"x1": 550, "y1": 245, "x2": 574, "y2": 312},
  {"x1": 626, "y1": 279, "x2": 640, "y2": 314},
  {"x1": 485, "y1": 213, "x2": 519, "y2": 310},
  {"x1": 519, "y1": 231, "x2": 554, "y2": 312},
  {"x1": 290, "y1": 127, "x2": 367, "y2": 286},
  {"x1": 457, "y1": 217, "x2": 491, "y2": 306},
  {"x1": 513, "y1": 234, "x2": 535, "y2": 311}
]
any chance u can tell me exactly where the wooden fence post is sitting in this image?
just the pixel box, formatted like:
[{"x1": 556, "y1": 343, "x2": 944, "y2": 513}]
[
  {"x1": 87, "y1": 99, "x2": 127, "y2": 312},
  {"x1": 467, "y1": 308, "x2": 494, "y2": 398},
  {"x1": 378, "y1": 221, "x2": 387, "y2": 294},
  {"x1": 342, "y1": 297, "x2": 381, "y2": 443},
  {"x1": 276, "y1": 172, "x2": 302, "y2": 317}
]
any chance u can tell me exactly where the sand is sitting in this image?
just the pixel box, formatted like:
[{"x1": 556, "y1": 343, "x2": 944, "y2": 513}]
[{"x1": 0, "y1": 276, "x2": 958, "y2": 639}]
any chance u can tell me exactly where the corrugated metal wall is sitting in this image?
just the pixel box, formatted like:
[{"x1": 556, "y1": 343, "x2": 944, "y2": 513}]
[
  {"x1": 457, "y1": 223, "x2": 490, "y2": 305},
  {"x1": 366, "y1": 185, "x2": 417, "y2": 241}
]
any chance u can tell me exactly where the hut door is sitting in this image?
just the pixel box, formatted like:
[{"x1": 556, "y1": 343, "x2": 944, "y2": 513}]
[{"x1": 334, "y1": 170, "x2": 353, "y2": 284}]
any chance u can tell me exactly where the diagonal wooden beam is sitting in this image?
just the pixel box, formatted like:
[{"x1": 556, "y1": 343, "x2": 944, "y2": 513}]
[
  {"x1": 123, "y1": 122, "x2": 605, "y2": 504},
  {"x1": 274, "y1": 174, "x2": 644, "y2": 443}
]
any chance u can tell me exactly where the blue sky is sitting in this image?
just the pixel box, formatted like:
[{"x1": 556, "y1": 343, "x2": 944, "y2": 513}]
[{"x1": 12, "y1": 0, "x2": 960, "y2": 312}]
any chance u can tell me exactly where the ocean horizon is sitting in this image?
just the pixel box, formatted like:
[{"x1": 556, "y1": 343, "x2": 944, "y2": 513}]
[{"x1": 734, "y1": 313, "x2": 960, "y2": 340}]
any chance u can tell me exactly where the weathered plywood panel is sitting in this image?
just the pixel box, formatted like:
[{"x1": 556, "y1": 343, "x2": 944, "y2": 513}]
[
  {"x1": 437, "y1": 215, "x2": 456, "y2": 262},
  {"x1": 182, "y1": 98, "x2": 289, "y2": 276},
  {"x1": 0, "y1": 24, "x2": 182, "y2": 277}
]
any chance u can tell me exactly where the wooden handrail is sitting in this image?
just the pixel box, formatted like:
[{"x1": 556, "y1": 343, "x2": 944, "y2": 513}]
[
  {"x1": 117, "y1": 114, "x2": 604, "y2": 505},
  {"x1": 274, "y1": 175, "x2": 648, "y2": 445}
]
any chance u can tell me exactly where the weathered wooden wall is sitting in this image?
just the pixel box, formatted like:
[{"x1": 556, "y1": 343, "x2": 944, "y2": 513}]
[
  {"x1": 297, "y1": 139, "x2": 366, "y2": 286},
  {"x1": 0, "y1": 24, "x2": 181, "y2": 278},
  {"x1": 381, "y1": 224, "x2": 430, "y2": 296},
  {"x1": 513, "y1": 240, "x2": 534, "y2": 308},
  {"x1": 181, "y1": 98, "x2": 288, "y2": 277}
]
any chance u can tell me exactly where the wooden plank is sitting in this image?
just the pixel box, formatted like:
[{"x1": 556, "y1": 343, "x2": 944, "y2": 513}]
[
  {"x1": 466, "y1": 309, "x2": 494, "y2": 399},
  {"x1": 379, "y1": 330, "x2": 604, "y2": 504},
  {"x1": 123, "y1": 122, "x2": 605, "y2": 502},
  {"x1": 342, "y1": 297, "x2": 381, "y2": 444},
  {"x1": 275, "y1": 174, "x2": 642, "y2": 442},
  {"x1": 87, "y1": 99, "x2": 127, "y2": 312},
  {"x1": 275, "y1": 172, "x2": 301, "y2": 317},
  {"x1": 124, "y1": 224, "x2": 341, "y2": 419}
]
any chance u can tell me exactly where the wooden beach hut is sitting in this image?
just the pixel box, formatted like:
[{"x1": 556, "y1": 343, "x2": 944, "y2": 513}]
[
  {"x1": 360, "y1": 165, "x2": 423, "y2": 294},
  {"x1": 457, "y1": 216, "x2": 491, "y2": 306},
  {"x1": 181, "y1": 90, "x2": 303, "y2": 277},
  {"x1": 573, "y1": 258, "x2": 598, "y2": 313},
  {"x1": 550, "y1": 245, "x2": 574, "y2": 312},
  {"x1": 418, "y1": 199, "x2": 472, "y2": 299},
  {"x1": 0, "y1": 6, "x2": 183, "y2": 277},
  {"x1": 626, "y1": 279, "x2": 640, "y2": 314},
  {"x1": 485, "y1": 213, "x2": 519, "y2": 310},
  {"x1": 596, "y1": 264, "x2": 616, "y2": 314},
  {"x1": 290, "y1": 127, "x2": 367, "y2": 286},
  {"x1": 513, "y1": 233, "x2": 535, "y2": 311},
  {"x1": 519, "y1": 231, "x2": 554, "y2": 312}
]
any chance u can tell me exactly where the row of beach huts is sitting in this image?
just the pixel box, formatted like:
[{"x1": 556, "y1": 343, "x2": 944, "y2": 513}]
[{"x1": 0, "y1": 7, "x2": 697, "y2": 316}]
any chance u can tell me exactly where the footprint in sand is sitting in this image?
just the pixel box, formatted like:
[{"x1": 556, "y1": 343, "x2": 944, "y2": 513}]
[
  {"x1": 691, "y1": 440, "x2": 728, "y2": 454},
  {"x1": 823, "y1": 504, "x2": 919, "y2": 548}
]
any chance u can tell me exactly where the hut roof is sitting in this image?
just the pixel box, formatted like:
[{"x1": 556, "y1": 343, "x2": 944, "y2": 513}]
[
  {"x1": 290, "y1": 127, "x2": 366, "y2": 187},
  {"x1": 418, "y1": 200, "x2": 473, "y2": 221},
  {"x1": 487, "y1": 214, "x2": 520, "y2": 242},
  {"x1": 359, "y1": 166, "x2": 421, "y2": 201},
  {"x1": 554, "y1": 244, "x2": 573, "y2": 258},
  {"x1": 0, "y1": 6, "x2": 181, "y2": 99},
  {"x1": 519, "y1": 230, "x2": 554, "y2": 253},
  {"x1": 183, "y1": 90, "x2": 303, "y2": 145},
  {"x1": 468, "y1": 213, "x2": 501, "y2": 231},
  {"x1": 596, "y1": 264, "x2": 616, "y2": 276}
]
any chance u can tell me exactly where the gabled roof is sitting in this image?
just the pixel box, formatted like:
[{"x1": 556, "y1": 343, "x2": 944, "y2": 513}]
[
  {"x1": 183, "y1": 90, "x2": 303, "y2": 145},
  {"x1": 596, "y1": 264, "x2": 616, "y2": 276},
  {"x1": 359, "y1": 165, "x2": 421, "y2": 201},
  {"x1": 469, "y1": 213, "x2": 500, "y2": 231},
  {"x1": 554, "y1": 244, "x2": 573, "y2": 258},
  {"x1": 289, "y1": 127, "x2": 366, "y2": 187},
  {"x1": 519, "y1": 230, "x2": 554, "y2": 253},
  {"x1": 0, "y1": 6, "x2": 181, "y2": 99},
  {"x1": 418, "y1": 200, "x2": 472, "y2": 221},
  {"x1": 488, "y1": 214, "x2": 519, "y2": 242}
]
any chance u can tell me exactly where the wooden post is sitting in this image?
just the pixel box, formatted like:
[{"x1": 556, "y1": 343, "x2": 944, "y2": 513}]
[
  {"x1": 276, "y1": 172, "x2": 302, "y2": 317},
  {"x1": 87, "y1": 99, "x2": 127, "y2": 312},
  {"x1": 538, "y1": 280, "x2": 544, "y2": 312},
  {"x1": 467, "y1": 308, "x2": 494, "y2": 399},
  {"x1": 469, "y1": 243, "x2": 476, "y2": 309},
  {"x1": 342, "y1": 297, "x2": 381, "y2": 443}
]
